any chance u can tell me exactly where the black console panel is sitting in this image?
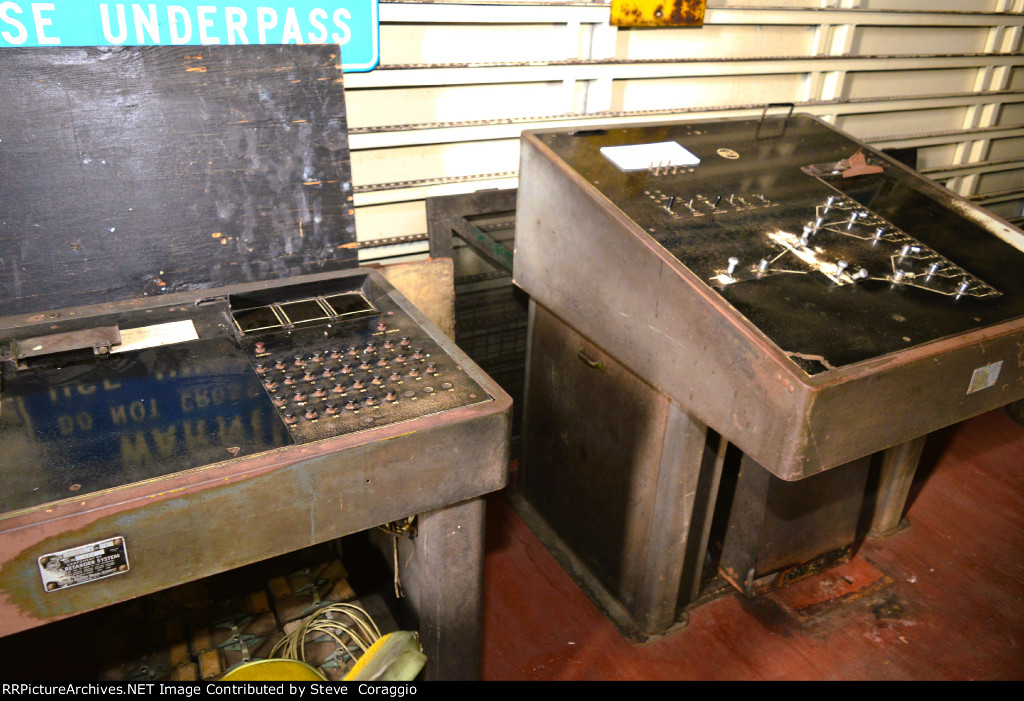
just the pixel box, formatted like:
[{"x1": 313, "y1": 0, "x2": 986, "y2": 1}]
[{"x1": 0, "y1": 271, "x2": 491, "y2": 514}]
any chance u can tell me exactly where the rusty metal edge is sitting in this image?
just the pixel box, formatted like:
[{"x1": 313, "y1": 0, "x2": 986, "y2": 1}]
[
  {"x1": 0, "y1": 266, "x2": 514, "y2": 529},
  {"x1": 515, "y1": 119, "x2": 1024, "y2": 477},
  {"x1": 518, "y1": 118, "x2": 1024, "y2": 393}
]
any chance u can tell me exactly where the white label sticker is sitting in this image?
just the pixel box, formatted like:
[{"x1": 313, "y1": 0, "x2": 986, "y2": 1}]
[
  {"x1": 110, "y1": 320, "x2": 199, "y2": 354},
  {"x1": 600, "y1": 141, "x2": 701, "y2": 171},
  {"x1": 967, "y1": 361, "x2": 1002, "y2": 394},
  {"x1": 38, "y1": 536, "x2": 130, "y2": 592}
]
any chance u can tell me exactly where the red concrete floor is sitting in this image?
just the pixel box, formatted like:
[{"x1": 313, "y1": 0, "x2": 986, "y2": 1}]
[{"x1": 479, "y1": 409, "x2": 1024, "y2": 681}]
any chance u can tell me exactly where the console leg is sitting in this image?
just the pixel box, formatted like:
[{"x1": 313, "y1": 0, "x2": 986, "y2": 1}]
[
  {"x1": 868, "y1": 436, "x2": 927, "y2": 538},
  {"x1": 395, "y1": 497, "x2": 486, "y2": 681}
]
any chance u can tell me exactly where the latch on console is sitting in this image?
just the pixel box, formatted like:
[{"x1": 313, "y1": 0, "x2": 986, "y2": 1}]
[{"x1": 12, "y1": 325, "x2": 121, "y2": 369}]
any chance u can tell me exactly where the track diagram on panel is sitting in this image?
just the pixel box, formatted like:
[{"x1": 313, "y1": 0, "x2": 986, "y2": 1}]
[{"x1": 710, "y1": 193, "x2": 1001, "y2": 301}]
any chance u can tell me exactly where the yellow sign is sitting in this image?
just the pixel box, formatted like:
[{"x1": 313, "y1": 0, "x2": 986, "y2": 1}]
[{"x1": 610, "y1": 0, "x2": 706, "y2": 27}]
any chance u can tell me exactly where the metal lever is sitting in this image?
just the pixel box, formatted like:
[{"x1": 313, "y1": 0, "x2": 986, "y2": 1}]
[
  {"x1": 755, "y1": 103, "x2": 795, "y2": 140},
  {"x1": 12, "y1": 325, "x2": 121, "y2": 369}
]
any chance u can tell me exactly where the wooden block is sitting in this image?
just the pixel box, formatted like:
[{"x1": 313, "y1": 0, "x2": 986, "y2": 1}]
[
  {"x1": 267, "y1": 576, "x2": 292, "y2": 601},
  {"x1": 326, "y1": 579, "x2": 357, "y2": 603},
  {"x1": 246, "y1": 590, "x2": 271, "y2": 615},
  {"x1": 169, "y1": 638, "x2": 191, "y2": 668},
  {"x1": 190, "y1": 628, "x2": 212, "y2": 656},
  {"x1": 168, "y1": 663, "x2": 199, "y2": 682},
  {"x1": 378, "y1": 258, "x2": 456, "y2": 339},
  {"x1": 197, "y1": 649, "x2": 223, "y2": 680}
]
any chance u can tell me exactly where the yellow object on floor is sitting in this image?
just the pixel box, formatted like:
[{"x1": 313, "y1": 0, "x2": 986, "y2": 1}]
[
  {"x1": 343, "y1": 631, "x2": 427, "y2": 681},
  {"x1": 221, "y1": 659, "x2": 327, "y2": 681}
]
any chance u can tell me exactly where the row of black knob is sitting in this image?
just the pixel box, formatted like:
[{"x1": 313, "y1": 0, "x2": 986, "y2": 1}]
[
  {"x1": 263, "y1": 363, "x2": 440, "y2": 391},
  {"x1": 275, "y1": 383, "x2": 454, "y2": 423},
  {"x1": 256, "y1": 347, "x2": 425, "y2": 372},
  {"x1": 252, "y1": 329, "x2": 406, "y2": 357},
  {"x1": 260, "y1": 360, "x2": 439, "y2": 389}
]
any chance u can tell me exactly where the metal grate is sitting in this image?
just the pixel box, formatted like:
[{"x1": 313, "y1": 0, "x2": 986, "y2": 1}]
[{"x1": 427, "y1": 190, "x2": 527, "y2": 453}]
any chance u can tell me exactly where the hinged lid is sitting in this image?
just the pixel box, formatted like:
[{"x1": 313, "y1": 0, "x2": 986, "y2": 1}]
[{"x1": 0, "y1": 45, "x2": 357, "y2": 317}]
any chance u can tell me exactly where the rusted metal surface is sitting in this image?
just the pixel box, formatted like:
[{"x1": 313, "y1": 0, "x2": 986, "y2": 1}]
[
  {"x1": 719, "y1": 454, "x2": 870, "y2": 597},
  {"x1": 392, "y1": 497, "x2": 488, "y2": 681},
  {"x1": 12, "y1": 326, "x2": 121, "y2": 366},
  {"x1": 611, "y1": 0, "x2": 706, "y2": 27},
  {"x1": 513, "y1": 115, "x2": 1024, "y2": 480},
  {"x1": 516, "y1": 303, "x2": 717, "y2": 640},
  {"x1": 512, "y1": 113, "x2": 1024, "y2": 636},
  {"x1": 0, "y1": 268, "x2": 512, "y2": 682},
  {"x1": 0, "y1": 45, "x2": 510, "y2": 680},
  {"x1": 376, "y1": 257, "x2": 457, "y2": 338},
  {"x1": 868, "y1": 435, "x2": 929, "y2": 538}
]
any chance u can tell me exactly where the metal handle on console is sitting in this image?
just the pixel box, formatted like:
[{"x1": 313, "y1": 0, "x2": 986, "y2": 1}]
[
  {"x1": 756, "y1": 103, "x2": 795, "y2": 140},
  {"x1": 577, "y1": 348, "x2": 606, "y2": 371}
]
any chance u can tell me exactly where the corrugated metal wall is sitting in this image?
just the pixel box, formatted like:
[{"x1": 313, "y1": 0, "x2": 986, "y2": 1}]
[{"x1": 348, "y1": 0, "x2": 1024, "y2": 262}]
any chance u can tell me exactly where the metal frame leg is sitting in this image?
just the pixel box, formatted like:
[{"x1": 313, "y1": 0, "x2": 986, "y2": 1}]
[
  {"x1": 633, "y1": 400, "x2": 710, "y2": 633},
  {"x1": 869, "y1": 435, "x2": 927, "y2": 538},
  {"x1": 395, "y1": 497, "x2": 486, "y2": 681}
]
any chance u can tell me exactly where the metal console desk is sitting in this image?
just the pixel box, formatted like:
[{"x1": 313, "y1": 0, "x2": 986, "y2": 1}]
[
  {"x1": 512, "y1": 113, "x2": 1024, "y2": 639},
  {"x1": 0, "y1": 45, "x2": 511, "y2": 679}
]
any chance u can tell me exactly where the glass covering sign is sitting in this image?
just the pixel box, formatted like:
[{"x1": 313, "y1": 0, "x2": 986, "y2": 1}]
[{"x1": 0, "y1": 1, "x2": 380, "y2": 71}]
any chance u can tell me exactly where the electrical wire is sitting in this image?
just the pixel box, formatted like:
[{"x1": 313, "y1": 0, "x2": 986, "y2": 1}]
[
  {"x1": 377, "y1": 517, "x2": 416, "y2": 599},
  {"x1": 269, "y1": 603, "x2": 382, "y2": 667}
]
